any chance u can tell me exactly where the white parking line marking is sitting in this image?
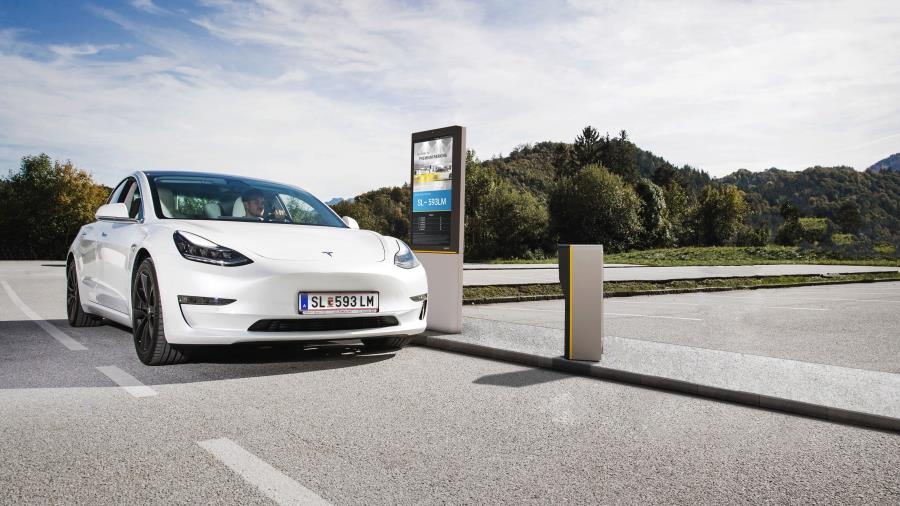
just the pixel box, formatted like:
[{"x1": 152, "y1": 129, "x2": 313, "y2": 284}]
[
  {"x1": 701, "y1": 293, "x2": 900, "y2": 304},
  {"x1": 766, "y1": 306, "x2": 827, "y2": 311},
  {"x1": 1, "y1": 280, "x2": 87, "y2": 351},
  {"x1": 610, "y1": 299, "x2": 825, "y2": 311},
  {"x1": 198, "y1": 438, "x2": 331, "y2": 506},
  {"x1": 604, "y1": 312, "x2": 703, "y2": 321},
  {"x1": 96, "y1": 366, "x2": 157, "y2": 398}
]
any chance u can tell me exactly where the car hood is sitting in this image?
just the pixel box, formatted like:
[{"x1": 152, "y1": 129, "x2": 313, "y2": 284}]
[{"x1": 173, "y1": 221, "x2": 387, "y2": 263}]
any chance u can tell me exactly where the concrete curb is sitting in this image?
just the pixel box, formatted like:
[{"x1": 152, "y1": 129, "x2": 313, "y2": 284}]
[
  {"x1": 412, "y1": 334, "x2": 900, "y2": 433},
  {"x1": 463, "y1": 275, "x2": 900, "y2": 305}
]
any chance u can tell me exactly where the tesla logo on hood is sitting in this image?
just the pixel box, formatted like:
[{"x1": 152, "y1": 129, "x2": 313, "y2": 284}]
[{"x1": 321, "y1": 251, "x2": 334, "y2": 257}]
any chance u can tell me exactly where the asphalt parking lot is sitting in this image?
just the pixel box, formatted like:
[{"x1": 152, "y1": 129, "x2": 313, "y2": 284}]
[
  {"x1": 2, "y1": 264, "x2": 900, "y2": 504},
  {"x1": 463, "y1": 282, "x2": 900, "y2": 373}
]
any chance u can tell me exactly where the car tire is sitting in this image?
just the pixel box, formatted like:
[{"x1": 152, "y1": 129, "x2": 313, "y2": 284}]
[
  {"x1": 361, "y1": 336, "x2": 411, "y2": 351},
  {"x1": 66, "y1": 261, "x2": 103, "y2": 327},
  {"x1": 132, "y1": 257, "x2": 186, "y2": 366}
]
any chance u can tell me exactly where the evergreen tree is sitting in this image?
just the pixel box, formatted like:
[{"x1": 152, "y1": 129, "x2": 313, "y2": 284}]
[
  {"x1": 571, "y1": 125, "x2": 602, "y2": 174},
  {"x1": 652, "y1": 162, "x2": 677, "y2": 187}
]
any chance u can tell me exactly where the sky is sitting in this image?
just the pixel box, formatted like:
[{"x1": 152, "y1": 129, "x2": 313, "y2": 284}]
[{"x1": 0, "y1": 0, "x2": 898, "y2": 198}]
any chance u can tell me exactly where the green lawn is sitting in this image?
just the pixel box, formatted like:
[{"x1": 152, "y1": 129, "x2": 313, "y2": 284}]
[
  {"x1": 482, "y1": 246, "x2": 900, "y2": 267},
  {"x1": 463, "y1": 271, "x2": 900, "y2": 302}
]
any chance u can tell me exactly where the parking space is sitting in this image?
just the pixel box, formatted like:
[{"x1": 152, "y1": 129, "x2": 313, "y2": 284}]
[{"x1": 2, "y1": 264, "x2": 900, "y2": 504}]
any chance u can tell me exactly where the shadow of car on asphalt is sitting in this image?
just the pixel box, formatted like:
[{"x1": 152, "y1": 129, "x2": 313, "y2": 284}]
[{"x1": 0, "y1": 319, "x2": 399, "y2": 388}]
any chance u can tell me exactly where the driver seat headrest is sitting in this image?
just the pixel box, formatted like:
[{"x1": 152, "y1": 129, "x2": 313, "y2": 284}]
[{"x1": 232, "y1": 197, "x2": 246, "y2": 217}]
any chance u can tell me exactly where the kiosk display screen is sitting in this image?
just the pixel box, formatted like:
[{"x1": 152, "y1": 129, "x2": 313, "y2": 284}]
[{"x1": 411, "y1": 136, "x2": 453, "y2": 249}]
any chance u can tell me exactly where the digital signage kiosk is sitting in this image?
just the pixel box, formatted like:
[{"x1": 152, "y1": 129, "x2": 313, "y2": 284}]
[{"x1": 410, "y1": 126, "x2": 465, "y2": 333}]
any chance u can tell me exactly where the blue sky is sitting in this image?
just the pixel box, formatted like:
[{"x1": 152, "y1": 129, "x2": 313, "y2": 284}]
[{"x1": 1, "y1": 0, "x2": 898, "y2": 198}]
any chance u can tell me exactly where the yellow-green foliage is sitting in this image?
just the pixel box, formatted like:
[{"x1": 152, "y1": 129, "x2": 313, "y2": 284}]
[
  {"x1": 874, "y1": 243, "x2": 897, "y2": 255},
  {"x1": 0, "y1": 154, "x2": 110, "y2": 259},
  {"x1": 830, "y1": 233, "x2": 854, "y2": 246},
  {"x1": 798, "y1": 217, "x2": 827, "y2": 242}
]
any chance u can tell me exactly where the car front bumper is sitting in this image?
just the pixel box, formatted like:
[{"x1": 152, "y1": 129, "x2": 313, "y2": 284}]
[{"x1": 156, "y1": 256, "x2": 428, "y2": 345}]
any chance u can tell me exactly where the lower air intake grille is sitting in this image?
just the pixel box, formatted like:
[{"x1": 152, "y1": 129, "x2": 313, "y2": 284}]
[{"x1": 248, "y1": 316, "x2": 399, "y2": 332}]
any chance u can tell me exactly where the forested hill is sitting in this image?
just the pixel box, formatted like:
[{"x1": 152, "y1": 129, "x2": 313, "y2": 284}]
[
  {"x1": 721, "y1": 166, "x2": 900, "y2": 242},
  {"x1": 478, "y1": 140, "x2": 711, "y2": 197},
  {"x1": 331, "y1": 128, "x2": 898, "y2": 259},
  {"x1": 867, "y1": 153, "x2": 900, "y2": 173}
]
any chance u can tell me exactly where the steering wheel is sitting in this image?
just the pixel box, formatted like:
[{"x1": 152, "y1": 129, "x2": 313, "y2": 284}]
[{"x1": 263, "y1": 209, "x2": 289, "y2": 222}]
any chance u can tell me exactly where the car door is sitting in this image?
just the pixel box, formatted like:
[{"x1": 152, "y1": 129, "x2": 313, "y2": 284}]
[
  {"x1": 96, "y1": 177, "x2": 146, "y2": 316},
  {"x1": 75, "y1": 222, "x2": 101, "y2": 303},
  {"x1": 80, "y1": 179, "x2": 127, "y2": 303}
]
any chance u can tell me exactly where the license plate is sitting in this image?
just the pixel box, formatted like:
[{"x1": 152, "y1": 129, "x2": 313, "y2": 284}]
[{"x1": 299, "y1": 292, "x2": 379, "y2": 314}]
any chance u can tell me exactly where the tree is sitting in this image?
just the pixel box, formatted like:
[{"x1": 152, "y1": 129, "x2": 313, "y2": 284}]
[
  {"x1": 570, "y1": 125, "x2": 602, "y2": 175},
  {"x1": 331, "y1": 185, "x2": 410, "y2": 238},
  {"x1": 651, "y1": 162, "x2": 677, "y2": 187},
  {"x1": 836, "y1": 199, "x2": 862, "y2": 234},
  {"x1": 635, "y1": 178, "x2": 673, "y2": 248},
  {"x1": 464, "y1": 161, "x2": 549, "y2": 260},
  {"x1": 694, "y1": 184, "x2": 749, "y2": 246},
  {"x1": 602, "y1": 130, "x2": 639, "y2": 182},
  {"x1": 0, "y1": 154, "x2": 109, "y2": 259},
  {"x1": 549, "y1": 164, "x2": 642, "y2": 252},
  {"x1": 662, "y1": 181, "x2": 697, "y2": 246},
  {"x1": 780, "y1": 201, "x2": 800, "y2": 222}
]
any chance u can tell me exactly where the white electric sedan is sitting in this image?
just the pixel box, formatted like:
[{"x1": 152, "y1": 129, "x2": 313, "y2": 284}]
[{"x1": 67, "y1": 171, "x2": 428, "y2": 365}]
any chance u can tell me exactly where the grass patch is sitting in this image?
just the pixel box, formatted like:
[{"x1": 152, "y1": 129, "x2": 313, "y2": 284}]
[
  {"x1": 481, "y1": 246, "x2": 900, "y2": 267},
  {"x1": 463, "y1": 271, "x2": 900, "y2": 302}
]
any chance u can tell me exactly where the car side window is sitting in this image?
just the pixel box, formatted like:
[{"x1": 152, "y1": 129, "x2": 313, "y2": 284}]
[
  {"x1": 108, "y1": 179, "x2": 128, "y2": 205},
  {"x1": 118, "y1": 178, "x2": 143, "y2": 220}
]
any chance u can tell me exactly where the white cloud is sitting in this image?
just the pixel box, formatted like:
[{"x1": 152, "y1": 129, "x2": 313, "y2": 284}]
[
  {"x1": 0, "y1": 0, "x2": 898, "y2": 199},
  {"x1": 131, "y1": 0, "x2": 169, "y2": 15},
  {"x1": 47, "y1": 43, "x2": 119, "y2": 58}
]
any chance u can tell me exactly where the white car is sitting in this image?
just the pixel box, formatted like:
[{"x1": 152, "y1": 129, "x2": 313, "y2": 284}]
[{"x1": 67, "y1": 171, "x2": 428, "y2": 365}]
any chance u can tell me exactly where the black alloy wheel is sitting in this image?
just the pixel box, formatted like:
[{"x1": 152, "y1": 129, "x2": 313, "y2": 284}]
[
  {"x1": 66, "y1": 261, "x2": 102, "y2": 327},
  {"x1": 132, "y1": 258, "x2": 186, "y2": 365}
]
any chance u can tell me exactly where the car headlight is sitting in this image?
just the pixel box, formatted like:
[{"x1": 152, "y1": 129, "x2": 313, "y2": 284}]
[
  {"x1": 394, "y1": 239, "x2": 419, "y2": 269},
  {"x1": 173, "y1": 231, "x2": 252, "y2": 267}
]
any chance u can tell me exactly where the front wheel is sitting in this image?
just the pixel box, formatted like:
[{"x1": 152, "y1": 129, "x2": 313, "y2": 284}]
[
  {"x1": 361, "y1": 336, "x2": 412, "y2": 351},
  {"x1": 66, "y1": 261, "x2": 103, "y2": 327},
  {"x1": 132, "y1": 258, "x2": 186, "y2": 365}
]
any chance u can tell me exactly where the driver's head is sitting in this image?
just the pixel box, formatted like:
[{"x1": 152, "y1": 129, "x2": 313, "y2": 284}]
[{"x1": 242, "y1": 189, "x2": 265, "y2": 217}]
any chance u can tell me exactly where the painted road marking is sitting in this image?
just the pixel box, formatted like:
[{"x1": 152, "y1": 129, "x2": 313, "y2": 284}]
[
  {"x1": 604, "y1": 312, "x2": 702, "y2": 321},
  {"x1": 198, "y1": 438, "x2": 331, "y2": 506},
  {"x1": 1, "y1": 280, "x2": 87, "y2": 351},
  {"x1": 766, "y1": 306, "x2": 827, "y2": 311},
  {"x1": 610, "y1": 299, "x2": 825, "y2": 311},
  {"x1": 705, "y1": 293, "x2": 900, "y2": 304},
  {"x1": 96, "y1": 366, "x2": 157, "y2": 398}
]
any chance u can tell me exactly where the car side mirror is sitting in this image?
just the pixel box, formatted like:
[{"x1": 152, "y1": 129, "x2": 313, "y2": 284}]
[
  {"x1": 342, "y1": 216, "x2": 360, "y2": 229},
  {"x1": 96, "y1": 203, "x2": 131, "y2": 221}
]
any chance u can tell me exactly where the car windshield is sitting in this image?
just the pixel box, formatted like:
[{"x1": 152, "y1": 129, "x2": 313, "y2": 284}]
[{"x1": 147, "y1": 174, "x2": 346, "y2": 228}]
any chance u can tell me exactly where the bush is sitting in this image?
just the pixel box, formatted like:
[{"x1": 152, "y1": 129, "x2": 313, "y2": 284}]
[
  {"x1": 465, "y1": 163, "x2": 549, "y2": 260},
  {"x1": 733, "y1": 225, "x2": 770, "y2": 246},
  {"x1": 694, "y1": 184, "x2": 749, "y2": 246},
  {"x1": 635, "y1": 178, "x2": 674, "y2": 248},
  {"x1": 549, "y1": 164, "x2": 642, "y2": 253},
  {"x1": 0, "y1": 154, "x2": 109, "y2": 259}
]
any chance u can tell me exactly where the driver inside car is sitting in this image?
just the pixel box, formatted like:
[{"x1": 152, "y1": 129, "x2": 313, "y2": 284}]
[{"x1": 241, "y1": 188, "x2": 286, "y2": 220}]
